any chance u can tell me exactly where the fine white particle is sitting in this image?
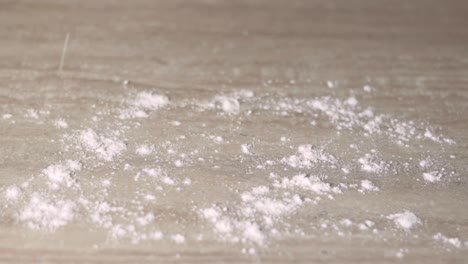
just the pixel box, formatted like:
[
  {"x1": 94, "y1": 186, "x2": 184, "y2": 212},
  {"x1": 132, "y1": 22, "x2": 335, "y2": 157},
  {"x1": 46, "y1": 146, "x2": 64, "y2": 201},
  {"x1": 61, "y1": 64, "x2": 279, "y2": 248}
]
[
  {"x1": 183, "y1": 178, "x2": 192, "y2": 185},
  {"x1": 387, "y1": 211, "x2": 421, "y2": 231},
  {"x1": 419, "y1": 158, "x2": 432, "y2": 168},
  {"x1": 133, "y1": 92, "x2": 170, "y2": 111},
  {"x1": 145, "y1": 194, "x2": 156, "y2": 201},
  {"x1": 282, "y1": 145, "x2": 336, "y2": 169},
  {"x1": 149, "y1": 231, "x2": 163, "y2": 240},
  {"x1": 275, "y1": 174, "x2": 332, "y2": 195},
  {"x1": 212, "y1": 136, "x2": 224, "y2": 144},
  {"x1": 5, "y1": 185, "x2": 22, "y2": 201},
  {"x1": 54, "y1": 118, "x2": 68, "y2": 128},
  {"x1": 119, "y1": 91, "x2": 169, "y2": 119},
  {"x1": 363, "y1": 85, "x2": 374, "y2": 92},
  {"x1": 360, "y1": 180, "x2": 379, "y2": 192},
  {"x1": 42, "y1": 160, "x2": 82, "y2": 190},
  {"x1": 142, "y1": 167, "x2": 175, "y2": 185},
  {"x1": 19, "y1": 193, "x2": 75, "y2": 231},
  {"x1": 241, "y1": 144, "x2": 253, "y2": 155},
  {"x1": 340, "y1": 219, "x2": 353, "y2": 227},
  {"x1": 136, "y1": 213, "x2": 155, "y2": 226},
  {"x1": 422, "y1": 171, "x2": 442, "y2": 183},
  {"x1": 171, "y1": 234, "x2": 186, "y2": 244},
  {"x1": 135, "y1": 144, "x2": 154, "y2": 156},
  {"x1": 433, "y1": 233, "x2": 462, "y2": 248},
  {"x1": 174, "y1": 160, "x2": 183, "y2": 167},
  {"x1": 358, "y1": 153, "x2": 385, "y2": 174},
  {"x1": 326, "y1": 80, "x2": 337, "y2": 89},
  {"x1": 240, "y1": 222, "x2": 264, "y2": 245},
  {"x1": 345, "y1": 96, "x2": 358, "y2": 107},
  {"x1": 25, "y1": 109, "x2": 39, "y2": 119},
  {"x1": 79, "y1": 129, "x2": 127, "y2": 161},
  {"x1": 214, "y1": 96, "x2": 240, "y2": 114}
]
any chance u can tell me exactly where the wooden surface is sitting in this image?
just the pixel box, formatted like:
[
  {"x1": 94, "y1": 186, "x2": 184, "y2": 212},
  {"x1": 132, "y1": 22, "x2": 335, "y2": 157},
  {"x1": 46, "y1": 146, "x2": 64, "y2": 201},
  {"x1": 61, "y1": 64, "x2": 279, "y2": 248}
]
[{"x1": 1, "y1": 0, "x2": 468, "y2": 263}]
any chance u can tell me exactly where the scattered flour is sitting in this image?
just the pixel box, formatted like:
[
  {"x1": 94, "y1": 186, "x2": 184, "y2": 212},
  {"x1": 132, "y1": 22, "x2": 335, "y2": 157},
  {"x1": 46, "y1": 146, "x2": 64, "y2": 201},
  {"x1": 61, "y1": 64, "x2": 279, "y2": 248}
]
[{"x1": 2, "y1": 88, "x2": 459, "y2": 253}]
